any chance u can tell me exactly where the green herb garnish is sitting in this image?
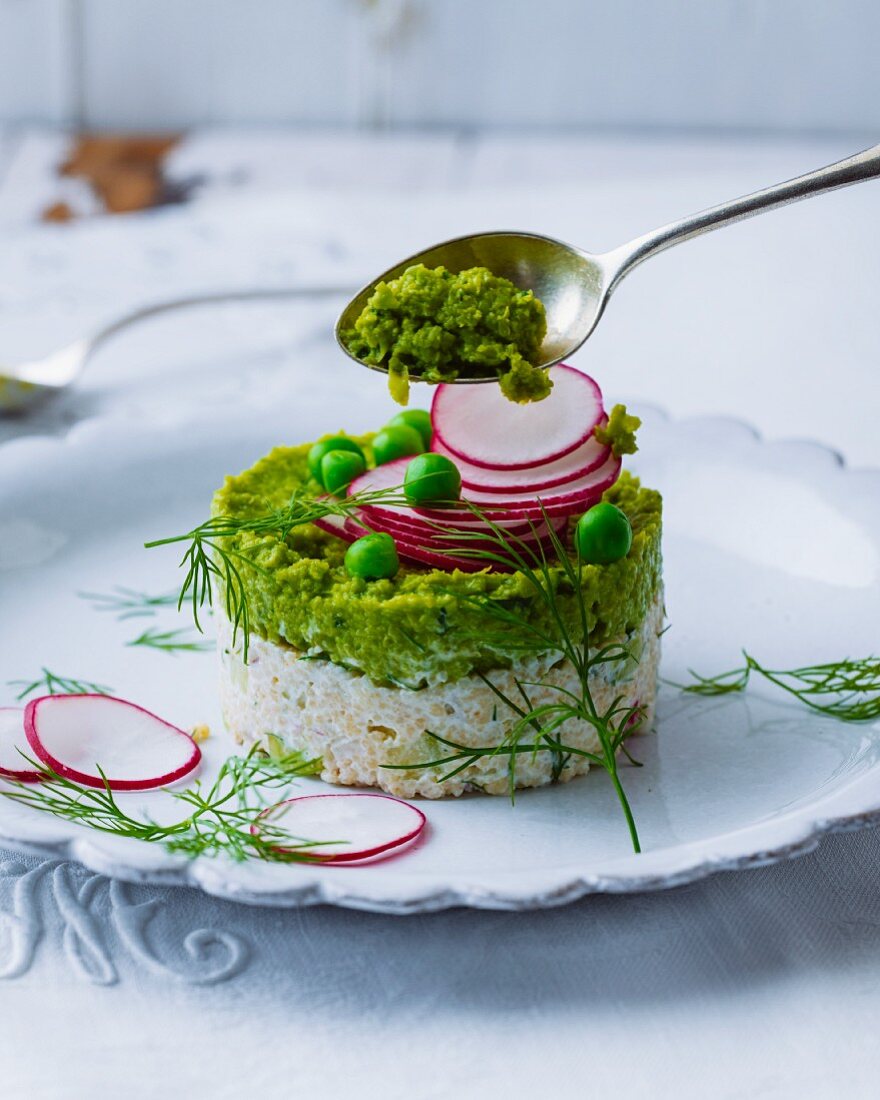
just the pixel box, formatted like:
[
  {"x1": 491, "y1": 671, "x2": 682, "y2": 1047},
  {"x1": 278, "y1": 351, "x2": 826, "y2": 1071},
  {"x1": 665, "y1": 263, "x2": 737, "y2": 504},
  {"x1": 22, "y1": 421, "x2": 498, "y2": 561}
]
[
  {"x1": 127, "y1": 627, "x2": 214, "y2": 655},
  {"x1": 384, "y1": 508, "x2": 645, "y2": 851},
  {"x1": 1, "y1": 746, "x2": 332, "y2": 863},
  {"x1": 147, "y1": 485, "x2": 647, "y2": 850},
  {"x1": 9, "y1": 668, "x2": 114, "y2": 702},
  {"x1": 79, "y1": 586, "x2": 179, "y2": 620},
  {"x1": 678, "y1": 652, "x2": 880, "y2": 721},
  {"x1": 144, "y1": 484, "x2": 412, "y2": 661}
]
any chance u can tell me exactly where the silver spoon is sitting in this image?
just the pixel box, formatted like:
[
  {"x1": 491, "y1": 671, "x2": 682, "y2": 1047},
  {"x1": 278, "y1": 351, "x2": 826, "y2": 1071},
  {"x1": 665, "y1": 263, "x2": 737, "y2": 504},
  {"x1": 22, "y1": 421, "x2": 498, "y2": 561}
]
[
  {"x1": 336, "y1": 142, "x2": 880, "y2": 381},
  {"x1": 0, "y1": 286, "x2": 354, "y2": 415}
]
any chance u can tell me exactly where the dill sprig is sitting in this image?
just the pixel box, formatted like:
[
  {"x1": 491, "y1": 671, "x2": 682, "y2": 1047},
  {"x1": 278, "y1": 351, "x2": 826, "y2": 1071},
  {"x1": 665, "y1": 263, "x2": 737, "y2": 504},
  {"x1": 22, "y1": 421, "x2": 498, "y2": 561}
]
[
  {"x1": 146, "y1": 480, "x2": 646, "y2": 850},
  {"x1": 127, "y1": 627, "x2": 215, "y2": 655},
  {"x1": 79, "y1": 586, "x2": 179, "y2": 620},
  {"x1": 0, "y1": 745, "x2": 336, "y2": 864},
  {"x1": 384, "y1": 507, "x2": 645, "y2": 851},
  {"x1": 145, "y1": 485, "x2": 412, "y2": 661},
  {"x1": 679, "y1": 652, "x2": 880, "y2": 721},
  {"x1": 9, "y1": 668, "x2": 114, "y2": 702}
]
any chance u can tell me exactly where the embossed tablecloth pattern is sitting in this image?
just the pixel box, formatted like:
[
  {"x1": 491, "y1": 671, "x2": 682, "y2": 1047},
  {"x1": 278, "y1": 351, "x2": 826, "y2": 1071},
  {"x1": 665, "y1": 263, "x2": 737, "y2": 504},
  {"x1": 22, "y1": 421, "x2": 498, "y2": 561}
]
[{"x1": 2, "y1": 134, "x2": 879, "y2": 1100}]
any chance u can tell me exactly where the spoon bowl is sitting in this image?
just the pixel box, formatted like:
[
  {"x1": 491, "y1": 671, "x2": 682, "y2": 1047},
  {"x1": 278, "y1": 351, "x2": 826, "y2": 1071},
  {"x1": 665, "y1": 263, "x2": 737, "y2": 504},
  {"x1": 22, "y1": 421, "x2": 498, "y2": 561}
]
[
  {"x1": 336, "y1": 142, "x2": 880, "y2": 384},
  {"x1": 335, "y1": 232, "x2": 609, "y2": 379}
]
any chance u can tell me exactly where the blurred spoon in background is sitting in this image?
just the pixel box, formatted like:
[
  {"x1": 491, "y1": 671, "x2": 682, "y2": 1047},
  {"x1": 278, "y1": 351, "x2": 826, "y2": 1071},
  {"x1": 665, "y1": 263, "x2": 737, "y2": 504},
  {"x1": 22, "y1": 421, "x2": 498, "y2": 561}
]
[{"x1": 0, "y1": 287, "x2": 354, "y2": 415}]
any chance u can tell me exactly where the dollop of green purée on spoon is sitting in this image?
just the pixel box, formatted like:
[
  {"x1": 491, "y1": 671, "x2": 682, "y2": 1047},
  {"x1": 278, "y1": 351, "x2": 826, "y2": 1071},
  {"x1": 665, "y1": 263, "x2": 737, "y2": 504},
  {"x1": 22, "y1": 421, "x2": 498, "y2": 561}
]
[{"x1": 343, "y1": 263, "x2": 549, "y2": 405}]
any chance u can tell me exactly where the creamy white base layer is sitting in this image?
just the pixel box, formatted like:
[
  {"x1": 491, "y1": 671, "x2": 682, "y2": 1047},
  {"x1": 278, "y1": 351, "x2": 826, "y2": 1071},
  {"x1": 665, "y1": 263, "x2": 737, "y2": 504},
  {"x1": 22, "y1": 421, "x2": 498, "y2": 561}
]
[{"x1": 217, "y1": 593, "x2": 663, "y2": 798}]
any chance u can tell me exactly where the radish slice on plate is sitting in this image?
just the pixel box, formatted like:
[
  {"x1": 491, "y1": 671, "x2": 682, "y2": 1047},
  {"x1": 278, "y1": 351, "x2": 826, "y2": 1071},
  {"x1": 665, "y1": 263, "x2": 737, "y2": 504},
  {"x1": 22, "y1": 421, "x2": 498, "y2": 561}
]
[
  {"x1": 431, "y1": 365, "x2": 604, "y2": 470},
  {"x1": 0, "y1": 707, "x2": 43, "y2": 783},
  {"x1": 24, "y1": 694, "x2": 202, "y2": 791},
  {"x1": 252, "y1": 793, "x2": 426, "y2": 864},
  {"x1": 431, "y1": 425, "x2": 610, "y2": 494}
]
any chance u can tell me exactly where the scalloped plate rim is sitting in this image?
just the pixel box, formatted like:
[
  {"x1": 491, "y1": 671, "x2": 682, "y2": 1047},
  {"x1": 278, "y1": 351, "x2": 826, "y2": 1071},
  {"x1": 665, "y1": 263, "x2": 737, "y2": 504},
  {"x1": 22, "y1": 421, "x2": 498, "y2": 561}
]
[{"x1": 0, "y1": 404, "x2": 878, "y2": 913}]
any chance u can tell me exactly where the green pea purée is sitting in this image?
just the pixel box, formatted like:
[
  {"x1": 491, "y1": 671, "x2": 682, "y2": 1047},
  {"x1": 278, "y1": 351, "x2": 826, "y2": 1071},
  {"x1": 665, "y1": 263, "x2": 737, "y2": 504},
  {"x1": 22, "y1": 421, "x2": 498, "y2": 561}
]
[
  {"x1": 212, "y1": 433, "x2": 662, "y2": 689},
  {"x1": 344, "y1": 264, "x2": 550, "y2": 405}
]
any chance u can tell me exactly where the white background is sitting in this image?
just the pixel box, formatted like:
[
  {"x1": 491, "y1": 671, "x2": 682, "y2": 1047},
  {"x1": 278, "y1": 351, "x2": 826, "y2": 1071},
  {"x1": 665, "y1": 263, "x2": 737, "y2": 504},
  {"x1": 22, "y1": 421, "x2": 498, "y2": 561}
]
[{"x1": 1, "y1": 0, "x2": 880, "y2": 132}]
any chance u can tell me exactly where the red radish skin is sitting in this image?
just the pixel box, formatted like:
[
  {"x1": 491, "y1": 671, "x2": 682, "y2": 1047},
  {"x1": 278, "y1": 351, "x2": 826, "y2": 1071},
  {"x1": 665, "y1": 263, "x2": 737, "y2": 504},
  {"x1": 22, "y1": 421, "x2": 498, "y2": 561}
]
[
  {"x1": 431, "y1": 425, "x2": 611, "y2": 494},
  {"x1": 344, "y1": 515, "x2": 496, "y2": 572},
  {"x1": 349, "y1": 443, "x2": 620, "y2": 522},
  {"x1": 348, "y1": 460, "x2": 544, "y2": 535},
  {"x1": 344, "y1": 516, "x2": 507, "y2": 572},
  {"x1": 313, "y1": 514, "x2": 356, "y2": 542},
  {"x1": 24, "y1": 694, "x2": 201, "y2": 792},
  {"x1": 343, "y1": 516, "x2": 559, "y2": 573},
  {"x1": 415, "y1": 451, "x2": 622, "y2": 521},
  {"x1": 364, "y1": 499, "x2": 541, "y2": 534},
  {"x1": 252, "y1": 793, "x2": 426, "y2": 864},
  {"x1": 352, "y1": 508, "x2": 564, "y2": 553},
  {"x1": 356, "y1": 501, "x2": 561, "y2": 544},
  {"x1": 346, "y1": 517, "x2": 558, "y2": 557},
  {"x1": 356, "y1": 512, "x2": 556, "y2": 547},
  {"x1": 431, "y1": 365, "x2": 604, "y2": 470},
  {"x1": 0, "y1": 707, "x2": 44, "y2": 783}
]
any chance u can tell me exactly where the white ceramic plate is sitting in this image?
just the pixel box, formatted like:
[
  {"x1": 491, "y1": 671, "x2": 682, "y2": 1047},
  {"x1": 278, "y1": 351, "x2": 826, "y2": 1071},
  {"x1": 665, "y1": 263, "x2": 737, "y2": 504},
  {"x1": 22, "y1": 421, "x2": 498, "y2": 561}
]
[{"x1": 0, "y1": 401, "x2": 878, "y2": 913}]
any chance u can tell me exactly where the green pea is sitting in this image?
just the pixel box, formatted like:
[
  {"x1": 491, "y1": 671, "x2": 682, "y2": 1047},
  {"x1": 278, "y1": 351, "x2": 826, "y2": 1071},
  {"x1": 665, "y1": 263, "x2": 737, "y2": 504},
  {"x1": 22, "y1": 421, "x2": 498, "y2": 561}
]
[
  {"x1": 387, "y1": 409, "x2": 432, "y2": 449},
  {"x1": 372, "y1": 425, "x2": 424, "y2": 465},
  {"x1": 344, "y1": 532, "x2": 400, "y2": 580},
  {"x1": 404, "y1": 453, "x2": 462, "y2": 506},
  {"x1": 575, "y1": 502, "x2": 632, "y2": 564},
  {"x1": 321, "y1": 449, "x2": 366, "y2": 496},
  {"x1": 308, "y1": 436, "x2": 365, "y2": 486}
]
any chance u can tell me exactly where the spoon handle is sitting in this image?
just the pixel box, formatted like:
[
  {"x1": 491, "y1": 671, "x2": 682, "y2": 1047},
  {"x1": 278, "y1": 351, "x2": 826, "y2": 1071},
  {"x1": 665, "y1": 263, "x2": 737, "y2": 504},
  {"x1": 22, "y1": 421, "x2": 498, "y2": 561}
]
[{"x1": 603, "y1": 142, "x2": 880, "y2": 291}]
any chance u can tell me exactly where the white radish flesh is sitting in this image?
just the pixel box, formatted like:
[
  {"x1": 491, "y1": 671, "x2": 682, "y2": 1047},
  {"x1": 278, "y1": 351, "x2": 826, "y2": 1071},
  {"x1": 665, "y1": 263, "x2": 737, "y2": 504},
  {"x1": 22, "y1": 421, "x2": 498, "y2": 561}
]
[
  {"x1": 24, "y1": 694, "x2": 202, "y2": 791},
  {"x1": 253, "y1": 793, "x2": 426, "y2": 863},
  {"x1": 431, "y1": 425, "x2": 611, "y2": 494},
  {"x1": 312, "y1": 514, "x2": 356, "y2": 542},
  {"x1": 0, "y1": 707, "x2": 43, "y2": 783},
  {"x1": 431, "y1": 365, "x2": 604, "y2": 470}
]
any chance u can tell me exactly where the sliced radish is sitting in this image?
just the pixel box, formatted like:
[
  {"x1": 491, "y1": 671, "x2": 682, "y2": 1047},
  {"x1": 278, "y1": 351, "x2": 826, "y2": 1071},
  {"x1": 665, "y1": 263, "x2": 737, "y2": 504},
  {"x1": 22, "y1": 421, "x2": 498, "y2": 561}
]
[
  {"x1": 24, "y1": 694, "x2": 201, "y2": 791},
  {"x1": 312, "y1": 513, "x2": 357, "y2": 542},
  {"x1": 348, "y1": 460, "x2": 539, "y2": 534},
  {"x1": 344, "y1": 515, "x2": 502, "y2": 572},
  {"x1": 356, "y1": 502, "x2": 553, "y2": 543},
  {"x1": 431, "y1": 365, "x2": 604, "y2": 470},
  {"x1": 344, "y1": 516, "x2": 555, "y2": 573},
  {"x1": 350, "y1": 451, "x2": 620, "y2": 522},
  {"x1": 352, "y1": 508, "x2": 560, "y2": 552},
  {"x1": 431, "y1": 425, "x2": 611, "y2": 494},
  {"x1": 416, "y1": 451, "x2": 622, "y2": 521},
  {"x1": 0, "y1": 707, "x2": 43, "y2": 783},
  {"x1": 252, "y1": 793, "x2": 426, "y2": 864}
]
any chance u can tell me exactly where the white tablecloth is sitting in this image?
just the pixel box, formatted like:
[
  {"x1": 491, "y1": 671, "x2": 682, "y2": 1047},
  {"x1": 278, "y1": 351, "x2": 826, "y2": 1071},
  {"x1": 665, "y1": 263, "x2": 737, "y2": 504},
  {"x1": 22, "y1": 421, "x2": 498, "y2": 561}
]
[{"x1": 1, "y1": 132, "x2": 878, "y2": 1100}]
